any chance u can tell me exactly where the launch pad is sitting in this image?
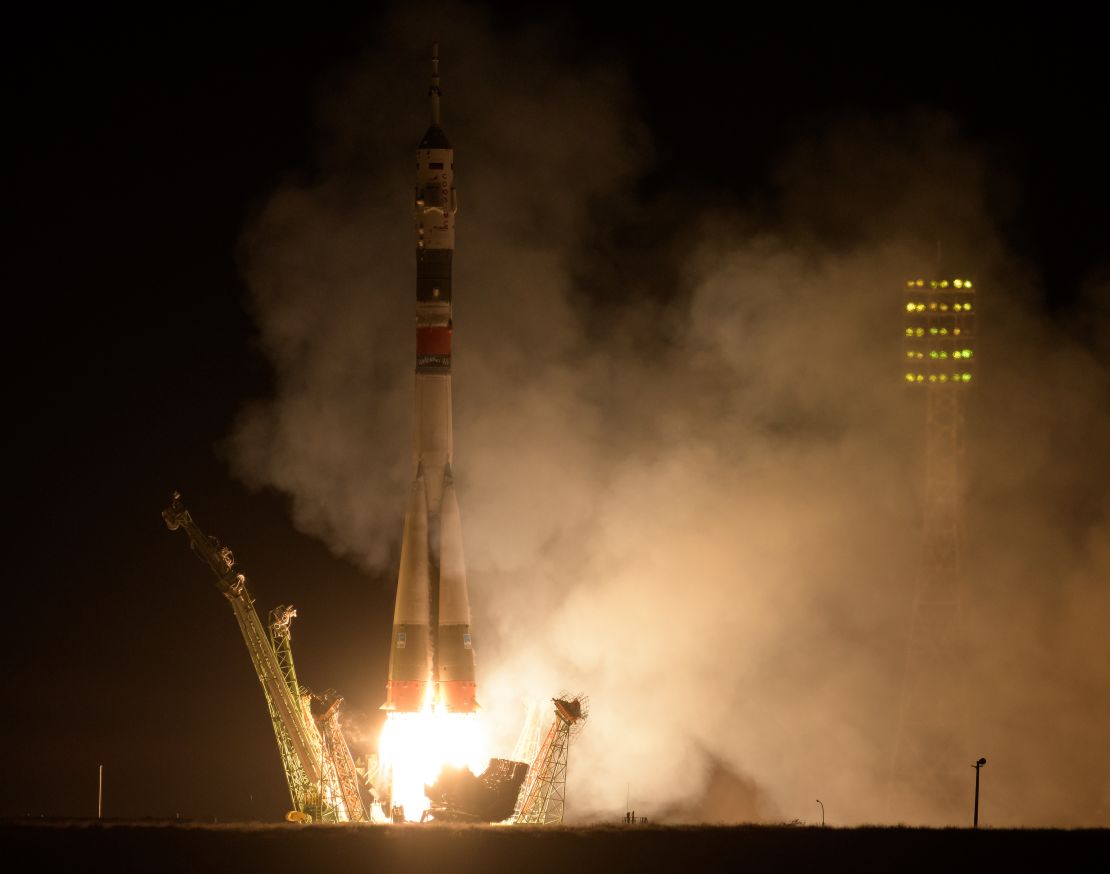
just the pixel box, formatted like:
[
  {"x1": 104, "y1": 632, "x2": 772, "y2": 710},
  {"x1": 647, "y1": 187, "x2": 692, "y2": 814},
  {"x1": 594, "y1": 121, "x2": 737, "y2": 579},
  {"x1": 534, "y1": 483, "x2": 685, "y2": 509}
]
[{"x1": 163, "y1": 46, "x2": 585, "y2": 826}]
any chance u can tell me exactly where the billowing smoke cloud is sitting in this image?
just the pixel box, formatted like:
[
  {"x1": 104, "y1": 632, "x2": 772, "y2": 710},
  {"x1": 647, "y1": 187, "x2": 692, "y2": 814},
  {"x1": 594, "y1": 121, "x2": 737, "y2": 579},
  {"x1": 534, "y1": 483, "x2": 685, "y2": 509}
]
[{"x1": 230, "y1": 4, "x2": 1110, "y2": 826}]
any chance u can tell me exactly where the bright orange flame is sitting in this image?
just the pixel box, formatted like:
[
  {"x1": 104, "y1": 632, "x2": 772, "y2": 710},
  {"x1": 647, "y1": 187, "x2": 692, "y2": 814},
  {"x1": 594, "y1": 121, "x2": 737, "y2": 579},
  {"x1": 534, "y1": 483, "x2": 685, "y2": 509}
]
[{"x1": 378, "y1": 700, "x2": 488, "y2": 822}]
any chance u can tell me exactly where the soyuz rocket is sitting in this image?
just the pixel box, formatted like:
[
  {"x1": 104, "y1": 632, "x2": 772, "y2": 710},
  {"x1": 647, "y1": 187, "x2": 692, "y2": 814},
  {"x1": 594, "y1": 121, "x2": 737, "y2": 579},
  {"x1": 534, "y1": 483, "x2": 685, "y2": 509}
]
[{"x1": 384, "y1": 45, "x2": 477, "y2": 714}]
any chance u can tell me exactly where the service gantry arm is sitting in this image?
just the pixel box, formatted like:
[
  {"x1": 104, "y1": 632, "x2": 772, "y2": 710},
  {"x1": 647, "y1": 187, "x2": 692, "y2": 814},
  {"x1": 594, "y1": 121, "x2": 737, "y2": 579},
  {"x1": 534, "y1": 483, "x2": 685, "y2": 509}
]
[
  {"x1": 269, "y1": 607, "x2": 362, "y2": 822},
  {"x1": 162, "y1": 492, "x2": 327, "y2": 819},
  {"x1": 268, "y1": 604, "x2": 345, "y2": 821},
  {"x1": 316, "y1": 690, "x2": 370, "y2": 822},
  {"x1": 513, "y1": 696, "x2": 588, "y2": 825}
]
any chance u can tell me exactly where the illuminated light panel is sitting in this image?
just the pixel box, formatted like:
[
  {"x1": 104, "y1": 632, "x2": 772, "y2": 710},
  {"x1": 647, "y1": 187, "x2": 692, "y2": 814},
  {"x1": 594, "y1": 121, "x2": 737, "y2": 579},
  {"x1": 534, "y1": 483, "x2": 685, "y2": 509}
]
[
  {"x1": 903, "y1": 374, "x2": 974, "y2": 385},
  {"x1": 903, "y1": 277, "x2": 975, "y2": 387}
]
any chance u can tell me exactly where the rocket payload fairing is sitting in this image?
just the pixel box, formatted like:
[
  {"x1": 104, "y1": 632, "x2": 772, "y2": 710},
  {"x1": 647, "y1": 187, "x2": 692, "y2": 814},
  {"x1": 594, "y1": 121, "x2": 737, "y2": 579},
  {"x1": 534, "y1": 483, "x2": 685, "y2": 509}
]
[{"x1": 384, "y1": 45, "x2": 477, "y2": 714}]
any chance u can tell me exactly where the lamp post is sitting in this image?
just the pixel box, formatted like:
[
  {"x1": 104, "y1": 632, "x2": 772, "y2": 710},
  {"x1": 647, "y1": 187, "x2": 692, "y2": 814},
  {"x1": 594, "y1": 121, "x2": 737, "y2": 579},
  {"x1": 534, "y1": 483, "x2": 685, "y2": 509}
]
[
  {"x1": 816, "y1": 799, "x2": 824, "y2": 827},
  {"x1": 972, "y1": 757, "x2": 986, "y2": 828}
]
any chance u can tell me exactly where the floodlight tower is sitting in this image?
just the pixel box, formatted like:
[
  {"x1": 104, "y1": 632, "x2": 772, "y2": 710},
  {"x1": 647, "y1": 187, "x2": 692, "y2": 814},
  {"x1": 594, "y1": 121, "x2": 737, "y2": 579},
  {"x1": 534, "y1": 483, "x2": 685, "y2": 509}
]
[{"x1": 889, "y1": 276, "x2": 976, "y2": 823}]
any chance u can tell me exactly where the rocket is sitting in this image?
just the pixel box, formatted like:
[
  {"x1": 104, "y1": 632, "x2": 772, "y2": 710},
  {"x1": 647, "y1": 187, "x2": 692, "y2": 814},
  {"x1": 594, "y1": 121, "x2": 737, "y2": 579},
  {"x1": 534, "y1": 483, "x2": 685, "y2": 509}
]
[{"x1": 384, "y1": 45, "x2": 477, "y2": 714}]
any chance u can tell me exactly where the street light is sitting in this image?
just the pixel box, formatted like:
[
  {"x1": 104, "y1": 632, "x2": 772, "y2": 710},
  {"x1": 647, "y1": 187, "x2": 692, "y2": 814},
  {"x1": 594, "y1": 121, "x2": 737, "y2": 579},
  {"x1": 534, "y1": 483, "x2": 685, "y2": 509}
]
[
  {"x1": 816, "y1": 799, "x2": 824, "y2": 827},
  {"x1": 971, "y1": 757, "x2": 987, "y2": 828}
]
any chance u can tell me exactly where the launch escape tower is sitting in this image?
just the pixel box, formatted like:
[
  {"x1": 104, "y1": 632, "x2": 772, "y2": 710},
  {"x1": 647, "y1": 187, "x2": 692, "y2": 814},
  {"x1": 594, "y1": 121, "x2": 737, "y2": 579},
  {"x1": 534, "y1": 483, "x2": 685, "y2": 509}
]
[
  {"x1": 889, "y1": 277, "x2": 976, "y2": 822},
  {"x1": 514, "y1": 696, "x2": 589, "y2": 825},
  {"x1": 163, "y1": 493, "x2": 367, "y2": 823}
]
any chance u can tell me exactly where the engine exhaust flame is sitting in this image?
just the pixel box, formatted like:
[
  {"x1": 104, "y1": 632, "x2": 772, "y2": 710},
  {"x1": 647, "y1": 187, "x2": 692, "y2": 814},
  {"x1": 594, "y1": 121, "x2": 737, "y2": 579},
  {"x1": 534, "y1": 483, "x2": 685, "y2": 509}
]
[{"x1": 379, "y1": 704, "x2": 488, "y2": 821}]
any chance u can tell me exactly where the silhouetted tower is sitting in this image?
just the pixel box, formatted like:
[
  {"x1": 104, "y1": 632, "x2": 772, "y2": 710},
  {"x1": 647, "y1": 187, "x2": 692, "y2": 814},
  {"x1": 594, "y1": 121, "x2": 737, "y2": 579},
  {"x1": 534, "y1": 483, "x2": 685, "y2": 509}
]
[
  {"x1": 889, "y1": 277, "x2": 976, "y2": 823},
  {"x1": 514, "y1": 695, "x2": 589, "y2": 824}
]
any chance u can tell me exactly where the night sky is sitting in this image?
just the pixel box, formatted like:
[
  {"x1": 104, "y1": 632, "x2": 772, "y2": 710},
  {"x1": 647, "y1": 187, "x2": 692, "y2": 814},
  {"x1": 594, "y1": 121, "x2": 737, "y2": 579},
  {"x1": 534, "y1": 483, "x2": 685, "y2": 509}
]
[{"x1": 5, "y1": 5, "x2": 1107, "y2": 822}]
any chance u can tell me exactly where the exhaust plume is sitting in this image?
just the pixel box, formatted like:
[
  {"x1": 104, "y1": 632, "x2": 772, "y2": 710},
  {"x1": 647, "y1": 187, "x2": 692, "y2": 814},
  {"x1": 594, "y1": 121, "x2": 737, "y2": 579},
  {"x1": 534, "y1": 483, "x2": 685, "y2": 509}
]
[{"x1": 230, "y1": 3, "x2": 1110, "y2": 825}]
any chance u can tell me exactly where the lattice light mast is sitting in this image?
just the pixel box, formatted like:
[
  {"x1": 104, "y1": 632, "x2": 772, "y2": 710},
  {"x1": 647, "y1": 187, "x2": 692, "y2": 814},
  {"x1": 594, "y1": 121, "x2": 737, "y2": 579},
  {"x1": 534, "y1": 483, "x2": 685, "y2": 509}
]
[{"x1": 890, "y1": 277, "x2": 976, "y2": 823}]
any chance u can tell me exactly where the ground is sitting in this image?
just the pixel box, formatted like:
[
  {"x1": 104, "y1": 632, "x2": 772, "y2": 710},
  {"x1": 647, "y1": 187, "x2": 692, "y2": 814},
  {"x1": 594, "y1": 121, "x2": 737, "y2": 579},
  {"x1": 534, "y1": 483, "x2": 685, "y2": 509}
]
[{"x1": 3, "y1": 820, "x2": 1106, "y2": 873}]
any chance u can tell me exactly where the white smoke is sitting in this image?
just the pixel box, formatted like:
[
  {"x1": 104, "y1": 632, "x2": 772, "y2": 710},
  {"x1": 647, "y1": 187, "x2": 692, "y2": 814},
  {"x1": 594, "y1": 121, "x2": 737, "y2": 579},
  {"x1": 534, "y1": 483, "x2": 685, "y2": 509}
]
[{"x1": 230, "y1": 3, "x2": 1110, "y2": 825}]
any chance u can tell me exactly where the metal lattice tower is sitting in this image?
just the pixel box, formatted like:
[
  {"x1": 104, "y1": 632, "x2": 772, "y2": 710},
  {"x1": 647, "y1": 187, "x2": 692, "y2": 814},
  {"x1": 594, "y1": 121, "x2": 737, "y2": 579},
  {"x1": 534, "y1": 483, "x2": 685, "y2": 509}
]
[
  {"x1": 163, "y1": 493, "x2": 348, "y2": 823},
  {"x1": 316, "y1": 690, "x2": 370, "y2": 823},
  {"x1": 269, "y1": 610, "x2": 352, "y2": 824},
  {"x1": 514, "y1": 695, "x2": 588, "y2": 824},
  {"x1": 889, "y1": 277, "x2": 976, "y2": 824}
]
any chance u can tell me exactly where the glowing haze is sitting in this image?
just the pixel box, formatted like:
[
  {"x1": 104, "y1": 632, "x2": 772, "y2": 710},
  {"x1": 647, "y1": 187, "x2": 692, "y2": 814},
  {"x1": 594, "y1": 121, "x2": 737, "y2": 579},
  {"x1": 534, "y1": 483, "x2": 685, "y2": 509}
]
[{"x1": 230, "y1": 4, "x2": 1110, "y2": 825}]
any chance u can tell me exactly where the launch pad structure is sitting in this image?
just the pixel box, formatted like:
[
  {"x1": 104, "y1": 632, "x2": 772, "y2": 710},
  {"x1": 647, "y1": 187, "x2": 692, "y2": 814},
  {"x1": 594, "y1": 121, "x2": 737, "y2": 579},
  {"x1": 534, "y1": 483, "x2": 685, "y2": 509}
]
[
  {"x1": 163, "y1": 489, "x2": 562, "y2": 826},
  {"x1": 514, "y1": 696, "x2": 589, "y2": 825},
  {"x1": 163, "y1": 493, "x2": 371, "y2": 823},
  {"x1": 162, "y1": 48, "x2": 589, "y2": 826},
  {"x1": 889, "y1": 276, "x2": 976, "y2": 823}
]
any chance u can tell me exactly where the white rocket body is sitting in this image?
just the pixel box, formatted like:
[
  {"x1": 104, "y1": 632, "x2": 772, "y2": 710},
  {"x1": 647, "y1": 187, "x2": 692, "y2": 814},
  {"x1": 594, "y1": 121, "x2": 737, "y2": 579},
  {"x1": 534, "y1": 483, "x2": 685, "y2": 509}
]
[{"x1": 384, "y1": 47, "x2": 477, "y2": 713}]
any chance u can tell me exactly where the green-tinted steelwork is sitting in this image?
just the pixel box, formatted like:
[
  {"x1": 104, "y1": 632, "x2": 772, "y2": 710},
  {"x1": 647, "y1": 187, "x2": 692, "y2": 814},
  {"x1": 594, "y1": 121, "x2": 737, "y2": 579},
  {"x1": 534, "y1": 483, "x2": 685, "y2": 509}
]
[
  {"x1": 163, "y1": 493, "x2": 327, "y2": 822},
  {"x1": 317, "y1": 691, "x2": 370, "y2": 823},
  {"x1": 267, "y1": 606, "x2": 346, "y2": 823},
  {"x1": 269, "y1": 606, "x2": 303, "y2": 704}
]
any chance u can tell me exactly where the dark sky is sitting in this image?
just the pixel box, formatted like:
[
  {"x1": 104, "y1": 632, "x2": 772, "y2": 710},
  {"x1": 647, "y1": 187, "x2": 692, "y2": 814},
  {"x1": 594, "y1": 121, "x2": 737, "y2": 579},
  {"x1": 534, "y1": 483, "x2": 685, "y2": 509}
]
[{"x1": 4, "y1": 4, "x2": 1107, "y2": 821}]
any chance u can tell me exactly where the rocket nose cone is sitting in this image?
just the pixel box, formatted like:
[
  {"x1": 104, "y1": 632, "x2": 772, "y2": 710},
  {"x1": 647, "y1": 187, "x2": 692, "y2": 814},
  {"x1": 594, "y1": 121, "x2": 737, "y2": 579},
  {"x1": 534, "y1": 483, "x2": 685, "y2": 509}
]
[{"x1": 419, "y1": 124, "x2": 452, "y2": 150}]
